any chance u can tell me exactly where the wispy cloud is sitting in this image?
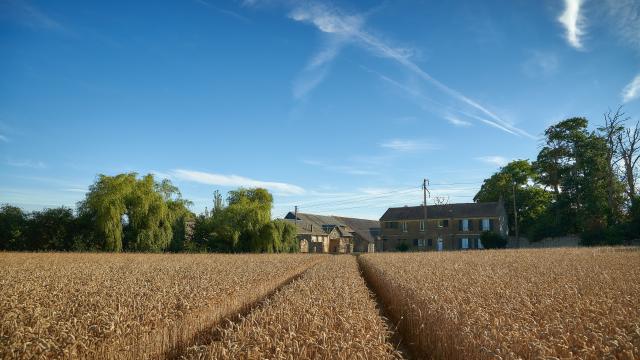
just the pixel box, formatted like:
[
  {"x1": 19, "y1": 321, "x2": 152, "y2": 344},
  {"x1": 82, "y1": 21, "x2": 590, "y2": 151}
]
[
  {"x1": 171, "y1": 169, "x2": 305, "y2": 195},
  {"x1": 365, "y1": 66, "x2": 534, "y2": 138},
  {"x1": 604, "y1": 0, "x2": 640, "y2": 52},
  {"x1": 1, "y1": 0, "x2": 66, "y2": 32},
  {"x1": 476, "y1": 156, "x2": 508, "y2": 167},
  {"x1": 379, "y1": 139, "x2": 437, "y2": 152},
  {"x1": 522, "y1": 50, "x2": 559, "y2": 77},
  {"x1": 6, "y1": 158, "x2": 46, "y2": 169},
  {"x1": 444, "y1": 115, "x2": 472, "y2": 127},
  {"x1": 302, "y1": 159, "x2": 378, "y2": 176},
  {"x1": 194, "y1": 0, "x2": 251, "y2": 23},
  {"x1": 558, "y1": 0, "x2": 585, "y2": 49},
  {"x1": 250, "y1": 1, "x2": 531, "y2": 139},
  {"x1": 622, "y1": 74, "x2": 640, "y2": 103}
]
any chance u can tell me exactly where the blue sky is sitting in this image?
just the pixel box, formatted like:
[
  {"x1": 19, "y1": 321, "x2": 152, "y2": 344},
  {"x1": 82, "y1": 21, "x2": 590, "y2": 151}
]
[{"x1": 1, "y1": 0, "x2": 639, "y2": 219}]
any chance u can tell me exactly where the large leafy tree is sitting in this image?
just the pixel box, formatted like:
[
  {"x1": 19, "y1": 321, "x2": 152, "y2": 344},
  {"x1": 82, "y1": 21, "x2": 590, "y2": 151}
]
[
  {"x1": 474, "y1": 160, "x2": 552, "y2": 237},
  {"x1": 78, "y1": 173, "x2": 192, "y2": 252}
]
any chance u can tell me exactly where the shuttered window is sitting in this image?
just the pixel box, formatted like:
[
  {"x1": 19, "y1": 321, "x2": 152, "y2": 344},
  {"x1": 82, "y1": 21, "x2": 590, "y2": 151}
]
[
  {"x1": 482, "y1": 219, "x2": 490, "y2": 231},
  {"x1": 402, "y1": 222, "x2": 408, "y2": 232},
  {"x1": 461, "y1": 238, "x2": 469, "y2": 249}
]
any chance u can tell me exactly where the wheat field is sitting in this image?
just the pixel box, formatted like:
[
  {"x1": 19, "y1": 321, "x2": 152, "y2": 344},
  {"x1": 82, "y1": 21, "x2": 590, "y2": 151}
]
[
  {"x1": 0, "y1": 253, "x2": 321, "y2": 359},
  {"x1": 1, "y1": 248, "x2": 638, "y2": 359},
  {"x1": 183, "y1": 255, "x2": 402, "y2": 359},
  {"x1": 359, "y1": 248, "x2": 640, "y2": 359}
]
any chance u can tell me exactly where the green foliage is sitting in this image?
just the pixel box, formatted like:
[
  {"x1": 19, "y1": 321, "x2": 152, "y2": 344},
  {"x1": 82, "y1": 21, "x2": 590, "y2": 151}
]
[
  {"x1": 78, "y1": 173, "x2": 194, "y2": 252},
  {"x1": 26, "y1": 207, "x2": 76, "y2": 251},
  {"x1": 0, "y1": 205, "x2": 28, "y2": 250},
  {"x1": 480, "y1": 231, "x2": 507, "y2": 249},
  {"x1": 477, "y1": 115, "x2": 629, "y2": 243},
  {"x1": 191, "y1": 188, "x2": 298, "y2": 253},
  {"x1": 396, "y1": 242, "x2": 409, "y2": 252},
  {"x1": 474, "y1": 160, "x2": 553, "y2": 236}
]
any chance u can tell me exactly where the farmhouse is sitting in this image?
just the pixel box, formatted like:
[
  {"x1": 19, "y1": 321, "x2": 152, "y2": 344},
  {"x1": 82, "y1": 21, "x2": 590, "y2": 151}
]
[
  {"x1": 379, "y1": 201, "x2": 508, "y2": 251},
  {"x1": 284, "y1": 212, "x2": 380, "y2": 253}
]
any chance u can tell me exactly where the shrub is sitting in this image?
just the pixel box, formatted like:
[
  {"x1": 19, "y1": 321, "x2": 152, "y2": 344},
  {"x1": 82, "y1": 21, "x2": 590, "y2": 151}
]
[{"x1": 480, "y1": 231, "x2": 507, "y2": 249}]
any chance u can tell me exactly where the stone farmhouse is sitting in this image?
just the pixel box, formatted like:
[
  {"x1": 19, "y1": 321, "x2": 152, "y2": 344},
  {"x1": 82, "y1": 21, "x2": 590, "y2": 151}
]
[
  {"x1": 284, "y1": 212, "x2": 380, "y2": 253},
  {"x1": 379, "y1": 201, "x2": 508, "y2": 251}
]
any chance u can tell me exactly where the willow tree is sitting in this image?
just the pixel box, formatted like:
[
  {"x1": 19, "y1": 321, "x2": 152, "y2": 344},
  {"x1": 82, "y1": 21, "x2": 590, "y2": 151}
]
[{"x1": 78, "y1": 173, "x2": 189, "y2": 252}]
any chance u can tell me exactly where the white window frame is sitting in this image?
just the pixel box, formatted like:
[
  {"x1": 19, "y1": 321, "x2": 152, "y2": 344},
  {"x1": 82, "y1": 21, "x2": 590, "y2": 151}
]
[
  {"x1": 419, "y1": 220, "x2": 425, "y2": 232},
  {"x1": 418, "y1": 239, "x2": 425, "y2": 247},
  {"x1": 461, "y1": 237, "x2": 469, "y2": 249},
  {"x1": 477, "y1": 237, "x2": 484, "y2": 249},
  {"x1": 482, "y1": 218, "x2": 490, "y2": 231},
  {"x1": 402, "y1": 222, "x2": 408, "y2": 232},
  {"x1": 462, "y1": 219, "x2": 469, "y2": 232}
]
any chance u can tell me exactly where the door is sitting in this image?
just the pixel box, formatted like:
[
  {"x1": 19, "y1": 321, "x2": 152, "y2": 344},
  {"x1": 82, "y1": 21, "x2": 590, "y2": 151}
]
[{"x1": 437, "y1": 238, "x2": 443, "y2": 251}]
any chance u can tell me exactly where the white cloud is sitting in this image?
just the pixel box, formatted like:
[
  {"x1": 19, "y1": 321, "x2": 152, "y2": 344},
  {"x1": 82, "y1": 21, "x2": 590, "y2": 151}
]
[
  {"x1": 262, "y1": 1, "x2": 532, "y2": 139},
  {"x1": 363, "y1": 64, "x2": 535, "y2": 139},
  {"x1": 476, "y1": 156, "x2": 508, "y2": 167},
  {"x1": 558, "y1": 0, "x2": 585, "y2": 49},
  {"x1": 171, "y1": 169, "x2": 305, "y2": 195},
  {"x1": 379, "y1": 139, "x2": 437, "y2": 152},
  {"x1": 622, "y1": 74, "x2": 640, "y2": 103},
  {"x1": 444, "y1": 115, "x2": 472, "y2": 127},
  {"x1": 6, "y1": 158, "x2": 46, "y2": 169}
]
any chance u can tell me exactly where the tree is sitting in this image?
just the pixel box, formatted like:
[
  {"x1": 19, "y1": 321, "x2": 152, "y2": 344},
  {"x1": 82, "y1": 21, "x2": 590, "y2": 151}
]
[
  {"x1": 533, "y1": 118, "x2": 623, "y2": 233},
  {"x1": 0, "y1": 205, "x2": 27, "y2": 250},
  {"x1": 474, "y1": 160, "x2": 552, "y2": 237},
  {"x1": 26, "y1": 207, "x2": 75, "y2": 251},
  {"x1": 78, "y1": 173, "x2": 188, "y2": 252}
]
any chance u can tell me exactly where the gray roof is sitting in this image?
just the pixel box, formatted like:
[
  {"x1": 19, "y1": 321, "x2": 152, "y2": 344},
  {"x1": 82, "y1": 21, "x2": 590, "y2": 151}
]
[
  {"x1": 282, "y1": 219, "x2": 327, "y2": 236},
  {"x1": 284, "y1": 212, "x2": 379, "y2": 242},
  {"x1": 334, "y1": 216, "x2": 380, "y2": 244},
  {"x1": 380, "y1": 202, "x2": 503, "y2": 221}
]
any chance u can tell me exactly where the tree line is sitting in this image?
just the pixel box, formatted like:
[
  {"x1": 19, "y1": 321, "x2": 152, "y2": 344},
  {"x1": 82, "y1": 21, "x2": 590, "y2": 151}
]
[
  {"x1": 0, "y1": 173, "x2": 297, "y2": 253},
  {"x1": 474, "y1": 108, "x2": 640, "y2": 245}
]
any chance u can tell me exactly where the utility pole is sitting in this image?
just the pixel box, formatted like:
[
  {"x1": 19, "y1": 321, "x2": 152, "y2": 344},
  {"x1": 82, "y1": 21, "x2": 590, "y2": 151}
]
[
  {"x1": 423, "y1": 179, "x2": 429, "y2": 251},
  {"x1": 512, "y1": 181, "x2": 519, "y2": 248},
  {"x1": 294, "y1": 206, "x2": 298, "y2": 227}
]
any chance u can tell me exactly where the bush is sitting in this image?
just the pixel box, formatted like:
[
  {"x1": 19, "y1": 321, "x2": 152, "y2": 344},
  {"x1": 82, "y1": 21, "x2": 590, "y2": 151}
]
[
  {"x1": 396, "y1": 242, "x2": 409, "y2": 252},
  {"x1": 481, "y1": 231, "x2": 507, "y2": 249}
]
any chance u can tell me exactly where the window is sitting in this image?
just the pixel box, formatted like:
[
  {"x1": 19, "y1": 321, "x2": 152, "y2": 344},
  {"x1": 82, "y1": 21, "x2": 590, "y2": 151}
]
[
  {"x1": 439, "y1": 219, "x2": 448, "y2": 228},
  {"x1": 482, "y1": 218, "x2": 490, "y2": 231},
  {"x1": 478, "y1": 237, "x2": 484, "y2": 249},
  {"x1": 461, "y1": 238, "x2": 469, "y2": 249},
  {"x1": 428, "y1": 239, "x2": 433, "y2": 247},
  {"x1": 417, "y1": 239, "x2": 425, "y2": 247},
  {"x1": 386, "y1": 222, "x2": 399, "y2": 229},
  {"x1": 419, "y1": 220, "x2": 425, "y2": 231},
  {"x1": 402, "y1": 221, "x2": 408, "y2": 232},
  {"x1": 462, "y1": 219, "x2": 469, "y2": 231}
]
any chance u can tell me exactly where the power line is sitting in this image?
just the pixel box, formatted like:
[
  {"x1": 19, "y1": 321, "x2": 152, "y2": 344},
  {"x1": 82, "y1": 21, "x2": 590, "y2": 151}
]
[{"x1": 297, "y1": 187, "x2": 419, "y2": 210}]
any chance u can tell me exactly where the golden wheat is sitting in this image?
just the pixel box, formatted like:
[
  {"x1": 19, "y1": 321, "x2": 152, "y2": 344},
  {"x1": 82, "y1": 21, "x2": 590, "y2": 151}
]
[
  {"x1": 0, "y1": 252, "x2": 322, "y2": 359},
  {"x1": 184, "y1": 255, "x2": 403, "y2": 360},
  {"x1": 359, "y1": 247, "x2": 640, "y2": 359}
]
